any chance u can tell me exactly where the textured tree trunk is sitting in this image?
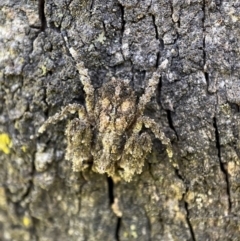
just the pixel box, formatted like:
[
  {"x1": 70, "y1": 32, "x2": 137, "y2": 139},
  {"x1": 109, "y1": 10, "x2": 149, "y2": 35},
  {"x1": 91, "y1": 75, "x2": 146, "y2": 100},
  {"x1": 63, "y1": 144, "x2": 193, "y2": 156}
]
[{"x1": 1, "y1": 0, "x2": 240, "y2": 240}]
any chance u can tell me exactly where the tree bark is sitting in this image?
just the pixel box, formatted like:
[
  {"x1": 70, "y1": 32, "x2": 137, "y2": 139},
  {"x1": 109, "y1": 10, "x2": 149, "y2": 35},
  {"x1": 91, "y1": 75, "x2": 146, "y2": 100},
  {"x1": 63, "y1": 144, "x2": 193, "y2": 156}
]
[{"x1": 0, "y1": 0, "x2": 240, "y2": 240}]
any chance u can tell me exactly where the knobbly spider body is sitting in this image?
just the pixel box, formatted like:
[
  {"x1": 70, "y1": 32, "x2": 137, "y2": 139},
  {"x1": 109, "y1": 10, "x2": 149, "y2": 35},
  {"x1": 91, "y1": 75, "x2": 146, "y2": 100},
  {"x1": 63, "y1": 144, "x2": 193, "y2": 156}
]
[{"x1": 39, "y1": 62, "x2": 172, "y2": 181}]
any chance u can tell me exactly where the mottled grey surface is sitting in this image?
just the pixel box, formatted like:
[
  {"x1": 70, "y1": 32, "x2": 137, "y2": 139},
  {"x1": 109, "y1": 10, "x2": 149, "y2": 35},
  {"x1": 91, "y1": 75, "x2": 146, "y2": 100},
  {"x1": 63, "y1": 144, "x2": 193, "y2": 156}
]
[{"x1": 0, "y1": 0, "x2": 240, "y2": 240}]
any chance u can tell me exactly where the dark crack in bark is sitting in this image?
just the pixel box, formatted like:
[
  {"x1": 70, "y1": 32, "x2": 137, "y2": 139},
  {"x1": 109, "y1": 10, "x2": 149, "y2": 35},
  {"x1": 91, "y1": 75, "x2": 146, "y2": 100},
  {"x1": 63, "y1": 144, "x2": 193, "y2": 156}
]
[
  {"x1": 107, "y1": 177, "x2": 114, "y2": 205},
  {"x1": 115, "y1": 217, "x2": 121, "y2": 241},
  {"x1": 102, "y1": 21, "x2": 107, "y2": 36},
  {"x1": 38, "y1": 0, "x2": 46, "y2": 31},
  {"x1": 119, "y1": 3, "x2": 125, "y2": 35},
  {"x1": 156, "y1": 52, "x2": 160, "y2": 68},
  {"x1": 174, "y1": 169, "x2": 196, "y2": 241},
  {"x1": 166, "y1": 110, "x2": 179, "y2": 140},
  {"x1": 158, "y1": 75, "x2": 178, "y2": 140},
  {"x1": 159, "y1": 38, "x2": 164, "y2": 51},
  {"x1": 42, "y1": 84, "x2": 49, "y2": 116},
  {"x1": 204, "y1": 72, "x2": 210, "y2": 91},
  {"x1": 213, "y1": 117, "x2": 232, "y2": 213},
  {"x1": 107, "y1": 177, "x2": 121, "y2": 241},
  {"x1": 152, "y1": 14, "x2": 161, "y2": 68},
  {"x1": 157, "y1": 75, "x2": 162, "y2": 107},
  {"x1": 90, "y1": 0, "x2": 95, "y2": 11},
  {"x1": 184, "y1": 201, "x2": 196, "y2": 241},
  {"x1": 152, "y1": 15, "x2": 159, "y2": 40},
  {"x1": 202, "y1": 0, "x2": 210, "y2": 92},
  {"x1": 119, "y1": 3, "x2": 126, "y2": 62},
  {"x1": 144, "y1": 204, "x2": 152, "y2": 241},
  {"x1": 169, "y1": 0, "x2": 173, "y2": 15}
]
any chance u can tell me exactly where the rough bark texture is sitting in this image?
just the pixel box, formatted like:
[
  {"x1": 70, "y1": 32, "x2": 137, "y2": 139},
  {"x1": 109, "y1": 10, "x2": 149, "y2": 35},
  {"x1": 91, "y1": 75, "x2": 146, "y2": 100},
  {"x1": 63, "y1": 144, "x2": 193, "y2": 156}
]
[{"x1": 1, "y1": 0, "x2": 240, "y2": 240}]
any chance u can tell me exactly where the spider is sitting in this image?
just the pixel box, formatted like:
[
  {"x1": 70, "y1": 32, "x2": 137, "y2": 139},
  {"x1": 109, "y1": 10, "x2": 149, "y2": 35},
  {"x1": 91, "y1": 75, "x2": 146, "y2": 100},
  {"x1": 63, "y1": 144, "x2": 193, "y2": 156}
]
[{"x1": 39, "y1": 62, "x2": 172, "y2": 182}]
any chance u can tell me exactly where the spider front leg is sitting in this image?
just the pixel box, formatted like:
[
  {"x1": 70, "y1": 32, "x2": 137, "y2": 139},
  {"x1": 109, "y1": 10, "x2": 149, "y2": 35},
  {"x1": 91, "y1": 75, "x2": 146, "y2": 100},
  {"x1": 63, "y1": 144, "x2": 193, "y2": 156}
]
[
  {"x1": 38, "y1": 103, "x2": 86, "y2": 134},
  {"x1": 65, "y1": 118, "x2": 93, "y2": 172},
  {"x1": 76, "y1": 62, "x2": 95, "y2": 118},
  {"x1": 141, "y1": 116, "x2": 173, "y2": 158},
  {"x1": 138, "y1": 67, "x2": 161, "y2": 113},
  {"x1": 119, "y1": 116, "x2": 173, "y2": 181}
]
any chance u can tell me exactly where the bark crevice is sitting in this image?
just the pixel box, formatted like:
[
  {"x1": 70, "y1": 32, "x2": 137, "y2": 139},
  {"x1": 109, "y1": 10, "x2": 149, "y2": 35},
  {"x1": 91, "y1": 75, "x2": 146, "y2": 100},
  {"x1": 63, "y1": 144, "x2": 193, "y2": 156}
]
[
  {"x1": 151, "y1": 14, "x2": 162, "y2": 67},
  {"x1": 202, "y1": 0, "x2": 209, "y2": 92},
  {"x1": 90, "y1": 0, "x2": 95, "y2": 11},
  {"x1": 115, "y1": 217, "x2": 121, "y2": 241},
  {"x1": 38, "y1": 0, "x2": 46, "y2": 31},
  {"x1": 166, "y1": 110, "x2": 178, "y2": 140},
  {"x1": 107, "y1": 177, "x2": 121, "y2": 241},
  {"x1": 119, "y1": 3, "x2": 125, "y2": 35},
  {"x1": 184, "y1": 201, "x2": 196, "y2": 241},
  {"x1": 213, "y1": 117, "x2": 232, "y2": 213},
  {"x1": 152, "y1": 15, "x2": 159, "y2": 40},
  {"x1": 107, "y1": 177, "x2": 114, "y2": 205},
  {"x1": 174, "y1": 170, "x2": 196, "y2": 241},
  {"x1": 119, "y1": 3, "x2": 126, "y2": 61}
]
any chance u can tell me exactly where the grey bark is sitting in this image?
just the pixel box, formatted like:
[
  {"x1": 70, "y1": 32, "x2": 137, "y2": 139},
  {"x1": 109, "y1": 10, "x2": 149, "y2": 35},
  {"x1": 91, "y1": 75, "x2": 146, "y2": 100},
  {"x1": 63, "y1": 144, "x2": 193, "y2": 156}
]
[{"x1": 0, "y1": 0, "x2": 240, "y2": 240}]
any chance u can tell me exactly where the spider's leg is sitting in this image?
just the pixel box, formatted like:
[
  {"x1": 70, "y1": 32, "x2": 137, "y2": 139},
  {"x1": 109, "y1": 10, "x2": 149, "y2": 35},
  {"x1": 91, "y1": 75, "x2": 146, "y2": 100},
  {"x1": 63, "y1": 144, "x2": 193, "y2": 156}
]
[
  {"x1": 118, "y1": 119, "x2": 152, "y2": 181},
  {"x1": 138, "y1": 67, "x2": 161, "y2": 113},
  {"x1": 65, "y1": 118, "x2": 93, "y2": 172},
  {"x1": 38, "y1": 103, "x2": 85, "y2": 134},
  {"x1": 142, "y1": 116, "x2": 173, "y2": 158},
  {"x1": 76, "y1": 62, "x2": 95, "y2": 116}
]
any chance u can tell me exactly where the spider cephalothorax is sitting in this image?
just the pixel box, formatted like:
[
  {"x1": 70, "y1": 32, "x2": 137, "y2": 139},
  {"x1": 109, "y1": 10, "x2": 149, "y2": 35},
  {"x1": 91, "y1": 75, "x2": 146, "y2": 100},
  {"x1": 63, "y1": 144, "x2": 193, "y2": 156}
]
[{"x1": 39, "y1": 62, "x2": 172, "y2": 181}]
